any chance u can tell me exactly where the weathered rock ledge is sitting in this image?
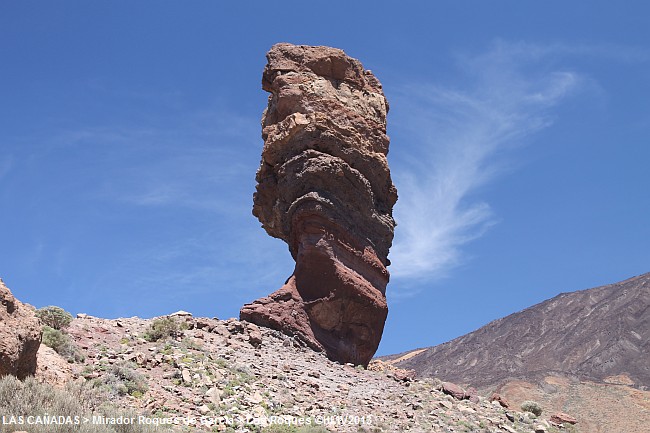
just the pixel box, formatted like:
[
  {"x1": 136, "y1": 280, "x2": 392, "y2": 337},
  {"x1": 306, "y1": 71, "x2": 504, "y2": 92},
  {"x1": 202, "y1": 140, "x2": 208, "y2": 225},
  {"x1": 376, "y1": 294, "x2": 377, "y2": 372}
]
[{"x1": 241, "y1": 43, "x2": 397, "y2": 366}]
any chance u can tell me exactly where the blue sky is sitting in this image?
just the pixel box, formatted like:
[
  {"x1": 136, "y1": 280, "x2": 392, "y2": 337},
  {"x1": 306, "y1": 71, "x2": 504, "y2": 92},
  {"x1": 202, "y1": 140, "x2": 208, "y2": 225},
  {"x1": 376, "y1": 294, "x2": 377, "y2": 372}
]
[{"x1": 1, "y1": 2, "x2": 649, "y2": 356}]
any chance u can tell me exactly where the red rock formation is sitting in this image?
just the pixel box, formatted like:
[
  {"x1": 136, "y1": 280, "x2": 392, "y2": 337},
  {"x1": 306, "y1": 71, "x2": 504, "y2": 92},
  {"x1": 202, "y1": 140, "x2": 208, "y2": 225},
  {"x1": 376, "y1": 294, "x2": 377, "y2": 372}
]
[
  {"x1": 240, "y1": 43, "x2": 397, "y2": 366},
  {"x1": 441, "y1": 382, "x2": 468, "y2": 400},
  {"x1": 489, "y1": 392, "x2": 511, "y2": 408},
  {"x1": 550, "y1": 412, "x2": 578, "y2": 425},
  {"x1": 0, "y1": 278, "x2": 41, "y2": 379}
]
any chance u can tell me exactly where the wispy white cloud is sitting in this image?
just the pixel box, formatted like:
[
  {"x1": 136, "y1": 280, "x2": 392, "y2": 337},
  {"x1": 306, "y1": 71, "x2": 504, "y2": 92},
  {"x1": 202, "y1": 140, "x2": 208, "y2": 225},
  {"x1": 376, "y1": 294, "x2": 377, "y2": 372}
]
[
  {"x1": 91, "y1": 226, "x2": 293, "y2": 318},
  {"x1": 5, "y1": 104, "x2": 294, "y2": 316},
  {"x1": 389, "y1": 41, "x2": 580, "y2": 283},
  {"x1": 488, "y1": 40, "x2": 650, "y2": 64},
  {"x1": 44, "y1": 108, "x2": 258, "y2": 215},
  {"x1": 62, "y1": 110, "x2": 291, "y2": 305}
]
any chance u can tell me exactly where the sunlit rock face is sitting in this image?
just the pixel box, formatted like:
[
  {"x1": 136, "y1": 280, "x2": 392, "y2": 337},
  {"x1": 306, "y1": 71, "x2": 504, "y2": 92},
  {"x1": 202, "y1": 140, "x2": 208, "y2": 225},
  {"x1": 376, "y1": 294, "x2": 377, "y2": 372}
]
[
  {"x1": 0, "y1": 279, "x2": 41, "y2": 379},
  {"x1": 240, "y1": 43, "x2": 397, "y2": 366}
]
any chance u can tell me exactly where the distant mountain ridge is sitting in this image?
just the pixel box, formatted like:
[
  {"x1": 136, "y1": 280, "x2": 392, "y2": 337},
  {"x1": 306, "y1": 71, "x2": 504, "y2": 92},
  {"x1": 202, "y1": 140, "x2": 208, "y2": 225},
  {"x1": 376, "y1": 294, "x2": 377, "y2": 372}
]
[{"x1": 387, "y1": 272, "x2": 650, "y2": 390}]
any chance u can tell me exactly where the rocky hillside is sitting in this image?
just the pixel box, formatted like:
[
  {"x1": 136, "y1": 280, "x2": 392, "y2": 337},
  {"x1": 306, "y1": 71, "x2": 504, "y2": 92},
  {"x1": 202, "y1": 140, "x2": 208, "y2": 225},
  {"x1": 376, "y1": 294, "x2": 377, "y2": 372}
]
[
  {"x1": 384, "y1": 272, "x2": 650, "y2": 433},
  {"x1": 389, "y1": 272, "x2": 650, "y2": 389},
  {"x1": 19, "y1": 312, "x2": 579, "y2": 433}
]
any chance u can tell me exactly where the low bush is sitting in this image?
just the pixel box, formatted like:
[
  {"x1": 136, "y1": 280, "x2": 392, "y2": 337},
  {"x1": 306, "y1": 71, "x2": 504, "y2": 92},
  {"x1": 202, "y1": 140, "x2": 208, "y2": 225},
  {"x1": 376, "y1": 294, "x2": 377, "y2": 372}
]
[
  {"x1": 521, "y1": 400, "x2": 543, "y2": 416},
  {"x1": 0, "y1": 375, "x2": 160, "y2": 433},
  {"x1": 143, "y1": 317, "x2": 185, "y2": 342},
  {"x1": 36, "y1": 305, "x2": 73, "y2": 330},
  {"x1": 42, "y1": 325, "x2": 84, "y2": 363},
  {"x1": 95, "y1": 362, "x2": 148, "y2": 397}
]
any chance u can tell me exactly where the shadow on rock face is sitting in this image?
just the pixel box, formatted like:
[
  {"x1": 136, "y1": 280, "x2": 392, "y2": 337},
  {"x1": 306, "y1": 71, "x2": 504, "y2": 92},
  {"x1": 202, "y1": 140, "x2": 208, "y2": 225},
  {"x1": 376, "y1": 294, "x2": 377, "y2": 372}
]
[
  {"x1": 240, "y1": 43, "x2": 397, "y2": 366},
  {"x1": 0, "y1": 279, "x2": 41, "y2": 379}
]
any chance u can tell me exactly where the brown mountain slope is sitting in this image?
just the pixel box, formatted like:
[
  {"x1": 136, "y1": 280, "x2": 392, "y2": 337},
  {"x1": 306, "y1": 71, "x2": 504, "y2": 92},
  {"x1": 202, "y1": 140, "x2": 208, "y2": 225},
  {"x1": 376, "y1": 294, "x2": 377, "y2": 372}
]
[{"x1": 391, "y1": 272, "x2": 650, "y2": 389}]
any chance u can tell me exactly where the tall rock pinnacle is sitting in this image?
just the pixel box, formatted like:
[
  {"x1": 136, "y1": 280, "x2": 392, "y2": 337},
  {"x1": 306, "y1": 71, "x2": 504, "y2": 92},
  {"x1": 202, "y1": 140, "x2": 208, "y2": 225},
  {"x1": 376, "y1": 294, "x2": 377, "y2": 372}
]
[{"x1": 240, "y1": 43, "x2": 397, "y2": 365}]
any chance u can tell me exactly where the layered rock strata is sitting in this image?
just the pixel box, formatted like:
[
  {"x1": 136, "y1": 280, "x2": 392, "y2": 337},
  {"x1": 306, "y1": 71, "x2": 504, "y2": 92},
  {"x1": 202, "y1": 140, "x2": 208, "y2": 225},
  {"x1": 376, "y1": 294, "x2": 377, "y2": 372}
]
[
  {"x1": 0, "y1": 278, "x2": 41, "y2": 379},
  {"x1": 240, "y1": 43, "x2": 397, "y2": 365}
]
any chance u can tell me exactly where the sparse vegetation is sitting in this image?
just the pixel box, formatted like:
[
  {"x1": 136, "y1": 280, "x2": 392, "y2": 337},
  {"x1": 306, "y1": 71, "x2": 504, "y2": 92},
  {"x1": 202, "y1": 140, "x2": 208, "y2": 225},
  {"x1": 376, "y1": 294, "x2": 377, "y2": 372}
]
[
  {"x1": 42, "y1": 325, "x2": 84, "y2": 363},
  {"x1": 0, "y1": 375, "x2": 157, "y2": 433},
  {"x1": 93, "y1": 362, "x2": 148, "y2": 397},
  {"x1": 36, "y1": 305, "x2": 73, "y2": 330},
  {"x1": 521, "y1": 400, "x2": 543, "y2": 416},
  {"x1": 181, "y1": 337, "x2": 202, "y2": 350},
  {"x1": 142, "y1": 316, "x2": 185, "y2": 342},
  {"x1": 215, "y1": 357, "x2": 228, "y2": 368},
  {"x1": 456, "y1": 419, "x2": 475, "y2": 431}
]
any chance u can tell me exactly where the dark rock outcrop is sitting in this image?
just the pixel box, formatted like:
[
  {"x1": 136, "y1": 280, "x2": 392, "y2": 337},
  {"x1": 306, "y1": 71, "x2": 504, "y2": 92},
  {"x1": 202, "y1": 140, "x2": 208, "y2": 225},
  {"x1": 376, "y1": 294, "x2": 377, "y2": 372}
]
[
  {"x1": 240, "y1": 43, "x2": 397, "y2": 366},
  {"x1": 0, "y1": 278, "x2": 41, "y2": 379}
]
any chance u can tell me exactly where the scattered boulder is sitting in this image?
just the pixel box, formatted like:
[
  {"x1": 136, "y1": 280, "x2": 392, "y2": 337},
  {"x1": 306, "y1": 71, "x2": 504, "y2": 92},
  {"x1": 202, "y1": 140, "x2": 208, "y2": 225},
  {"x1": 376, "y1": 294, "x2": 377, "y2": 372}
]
[
  {"x1": 246, "y1": 322, "x2": 263, "y2": 348},
  {"x1": 170, "y1": 310, "x2": 192, "y2": 317},
  {"x1": 181, "y1": 369, "x2": 192, "y2": 384},
  {"x1": 240, "y1": 43, "x2": 397, "y2": 366},
  {"x1": 0, "y1": 279, "x2": 41, "y2": 379},
  {"x1": 550, "y1": 412, "x2": 578, "y2": 425},
  {"x1": 194, "y1": 318, "x2": 215, "y2": 331},
  {"x1": 206, "y1": 387, "x2": 222, "y2": 405},
  {"x1": 466, "y1": 386, "x2": 479, "y2": 403},
  {"x1": 6, "y1": 312, "x2": 554, "y2": 433},
  {"x1": 442, "y1": 382, "x2": 467, "y2": 400},
  {"x1": 365, "y1": 359, "x2": 416, "y2": 382},
  {"x1": 489, "y1": 392, "x2": 511, "y2": 408},
  {"x1": 393, "y1": 368, "x2": 417, "y2": 382}
]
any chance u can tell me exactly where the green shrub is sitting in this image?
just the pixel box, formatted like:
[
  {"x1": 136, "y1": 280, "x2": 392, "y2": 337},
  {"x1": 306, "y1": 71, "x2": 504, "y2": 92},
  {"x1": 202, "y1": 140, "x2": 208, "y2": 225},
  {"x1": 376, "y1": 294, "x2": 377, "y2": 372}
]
[
  {"x1": 142, "y1": 317, "x2": 184, "y2": 342},
  {"x1": 42, "y1": 325, "x2": 84, "y2": 363},
  {"x1": 0, "y1": 375, "x2": 160, "y2": 433},
  {"x1": 36, "y1": 305, "x2": 73, "y2": 330},
  {"x1": 521, "y1": 400, "x2": 543, "y2": 416},
  {"x1": 95, "y1": 362, "x2": 148, "y2": 397}
]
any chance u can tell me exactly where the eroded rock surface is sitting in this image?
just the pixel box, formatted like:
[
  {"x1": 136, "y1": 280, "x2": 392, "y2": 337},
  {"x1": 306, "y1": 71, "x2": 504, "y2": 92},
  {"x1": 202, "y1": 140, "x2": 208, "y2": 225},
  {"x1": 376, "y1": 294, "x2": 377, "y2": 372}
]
[
  {"x1": 240, "y1": 43, "x2": 397, "y2": 365},
  {"x1": 0, "y1": 278, "x2": 41, "y2": 379}
]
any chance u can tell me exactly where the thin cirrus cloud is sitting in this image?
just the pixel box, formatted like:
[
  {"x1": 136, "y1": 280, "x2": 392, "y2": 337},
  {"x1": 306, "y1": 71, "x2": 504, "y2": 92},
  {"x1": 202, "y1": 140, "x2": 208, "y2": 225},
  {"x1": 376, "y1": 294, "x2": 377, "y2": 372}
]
[
  {"x1": 3, "y1": 106, "x2": 294, "y2": 316},
  {"x1": 45, "y1": 109, "x2": 260, "y2": 215},
  {"x1": 72, "y1": 110, "x2": 295, "y2": 307},
  {"x1": 388, "y1": 41, "x2": 580, "y2": 284}
]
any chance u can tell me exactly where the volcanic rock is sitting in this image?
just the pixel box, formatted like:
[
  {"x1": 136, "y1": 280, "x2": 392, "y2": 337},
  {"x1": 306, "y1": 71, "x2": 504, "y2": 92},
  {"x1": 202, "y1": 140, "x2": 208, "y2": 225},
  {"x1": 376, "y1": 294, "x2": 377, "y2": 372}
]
[
  {"x1": 466, "y1": 386, "x2": 480, "y2": 403},
  {"x1": 35, "y1": 345, "x2": 72, "y2": 386},
  {"x1": 388, "y1": 272, "x2": 650, "y2": 388},
  {"x1": 240, "y1": 43, "x2": 397, "y2": 366},
  {"x1": 442, "y1": 381, "x2": 468, "y2": 400},
  {"x1": 550, "y1": 412, "x2": 577, "y2": 425},
  {"x1": 0, "y1": 278, "x2": 41, "y2": 379},
  {"x1": 489, "y1": 392, "x2": 511, "y2": 408}
]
